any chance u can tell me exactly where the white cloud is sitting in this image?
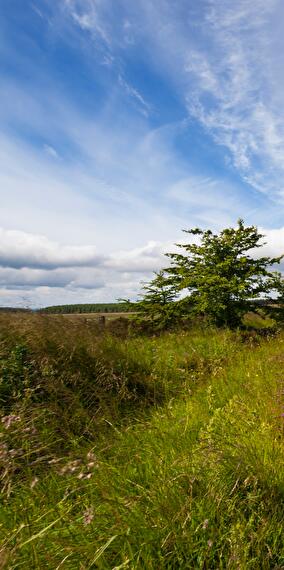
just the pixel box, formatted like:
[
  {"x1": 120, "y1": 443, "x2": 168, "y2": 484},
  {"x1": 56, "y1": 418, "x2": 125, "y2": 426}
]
[
  {"x1": 31, "y1": 4, "x2": 45, "y2": 20},
  {"x1": 258, "y1": 227, "x2": 284, "y2": 262},
  {"x1": 0, "y1": 126, "x2": 189, "y2": 253},
  {"x1": 43, "y1": 144, "x2": 59, "y2": 159},
  {"x1": 0, "y1": 267, "x2": 76, "y2": 288},
  {"x1": 168, "y1": 176, "x2": 238, "y2": 210},
  {"x1": 0, "y1": 226, "x2": 165, "y2": 305},
  {"x1": 106, "y1": 241, "x2": 169, "y2": 272},
  {"x1": 65, "y1": 0, "x2": 111, "y2": 45},
  {"x1": 0, "y1": 228, "x2": 104, "y2": 269},
  {"x1": 183, "y1": 0, "x2": 284, "y2": 196},
  {"x1": 117, "y1": 74, "x2": 151, "y2": 117}
]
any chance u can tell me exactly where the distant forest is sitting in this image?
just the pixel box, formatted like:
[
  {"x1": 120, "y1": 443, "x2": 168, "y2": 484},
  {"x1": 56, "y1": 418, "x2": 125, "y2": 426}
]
[{"x1": 39, "y1": 303, "x2": 131, "y2": 314}]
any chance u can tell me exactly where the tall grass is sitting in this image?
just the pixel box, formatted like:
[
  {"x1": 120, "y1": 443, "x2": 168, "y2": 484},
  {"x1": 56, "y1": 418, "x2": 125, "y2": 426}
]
[{"x1": 0, "y1": 313, "x2": 284, "y2": 568}]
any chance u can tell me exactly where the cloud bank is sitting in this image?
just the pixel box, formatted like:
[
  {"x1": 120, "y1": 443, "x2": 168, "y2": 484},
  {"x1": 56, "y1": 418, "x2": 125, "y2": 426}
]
[
  {"x1": 0, "y1": 229, "x2": 104, "y2": 270},
  {"x1": 1, "y1": 225, "x2": 284, "y2": 308}
]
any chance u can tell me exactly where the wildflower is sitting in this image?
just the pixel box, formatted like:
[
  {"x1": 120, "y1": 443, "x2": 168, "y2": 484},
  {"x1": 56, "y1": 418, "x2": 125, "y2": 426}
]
[
  {"x1": 77, "y1": 471, "x2": 92, "y2": 480},
  {"x1": 59, "y1": 459, "x2": 81, "y2": 475},
  {"x1": 207, "y1": 539, "x2": 213, "y2": 548},
  {"x1": 23, "y1": 425, "x2": 37, "y2": 435},
  {"x1": 202, "y1": 519, "x2": 209, "y2": 530},
  {"x1": 83, "y1": 507, "x2": 94, "y2": 525},
  {"x1": 1, "y1": 415, "x2": 20, "y2": 429},
  {"x1": 86, "y1": 450, "x2": 99, "y2": 470},
  {"x1": 0, "y1": 443, "x2": 9, "y2": 461},
  {"x1": 30, "y1": 477, "x2": 39, "y2": 489},
  {"x1": 87, "y1": 450, "x2": 97, "y2": 461},
  {"x1": 9, "y1": 449, "x2": 19, "y2": 457}
]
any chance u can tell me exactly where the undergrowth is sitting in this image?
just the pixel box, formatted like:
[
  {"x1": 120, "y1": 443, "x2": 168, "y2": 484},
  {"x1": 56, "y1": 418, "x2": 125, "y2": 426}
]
[{"x1": 0, "y1": 313, "x2": 284, "y2": 568}]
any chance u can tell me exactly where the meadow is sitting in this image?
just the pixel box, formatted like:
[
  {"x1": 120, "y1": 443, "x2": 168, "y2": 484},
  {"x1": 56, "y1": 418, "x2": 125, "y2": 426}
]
[{"x1": 0, "y1": 312, "x2": 284, "y2": 568}]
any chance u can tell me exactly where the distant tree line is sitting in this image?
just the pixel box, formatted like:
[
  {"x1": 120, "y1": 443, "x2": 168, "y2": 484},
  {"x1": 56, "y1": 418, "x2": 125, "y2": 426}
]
[{"x1": 39, "y1": 303, "x2": 132, "y2": 314}]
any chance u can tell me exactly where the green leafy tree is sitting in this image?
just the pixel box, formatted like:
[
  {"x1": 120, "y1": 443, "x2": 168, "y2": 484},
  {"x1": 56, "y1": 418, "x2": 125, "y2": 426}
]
[
  {"x1": 265, "y1": 272, "x2": 284, "y2": 323},
  {"x1": 165, "y1": 219, "x2": 283, "y2": 327},
  {"x1": 125, "y1": 270, "x2": 180, "y2": 330}
]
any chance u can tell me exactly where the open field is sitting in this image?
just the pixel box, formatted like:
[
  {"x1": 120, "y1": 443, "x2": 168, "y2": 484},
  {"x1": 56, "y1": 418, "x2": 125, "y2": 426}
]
[
  {"x1": 59, "y1": 312, "x2": 136, "y2": 320},
  {"x1": 0, "y1": 312, "x2": 284, "y2": 568}
]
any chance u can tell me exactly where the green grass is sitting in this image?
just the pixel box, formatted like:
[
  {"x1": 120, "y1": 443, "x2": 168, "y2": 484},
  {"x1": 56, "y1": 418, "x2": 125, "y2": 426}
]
[{"x1": 0, "y1": 313, "x2": 284, "y2": 568}]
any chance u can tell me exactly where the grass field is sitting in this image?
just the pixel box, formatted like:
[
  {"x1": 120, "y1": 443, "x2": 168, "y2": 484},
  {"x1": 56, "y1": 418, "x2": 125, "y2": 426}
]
[
  {"x1": 0, "y1": 312, "x2": 284, "y2": 568},
  {"x1": 59, "y1": 312, "x2": 136, "y2": 320}
]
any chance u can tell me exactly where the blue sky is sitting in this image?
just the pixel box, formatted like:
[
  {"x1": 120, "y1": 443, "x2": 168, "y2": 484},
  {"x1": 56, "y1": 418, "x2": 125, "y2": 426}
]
[{"x1": 1, "y1": 0, "x2": 284, "y2": 307}]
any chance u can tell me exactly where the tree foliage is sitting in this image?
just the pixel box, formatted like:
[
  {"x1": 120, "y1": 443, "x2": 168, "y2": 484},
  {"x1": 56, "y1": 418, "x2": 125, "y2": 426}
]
[
  {"x1": 125, "y1": 271, "x2": 181, "y2": 330},
  {"x1": 133, "y1": 220, "x2": 283, "y2": 328}
]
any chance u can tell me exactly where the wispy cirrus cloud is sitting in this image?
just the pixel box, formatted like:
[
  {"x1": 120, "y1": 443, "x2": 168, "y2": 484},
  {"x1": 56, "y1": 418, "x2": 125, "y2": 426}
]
[
  {"x1": 43, "y1": 144, "x2": 59, "y2": 159},
  {"x1": 183, "y1": 0, "x2": 284, "y2": 196},
  {"x1": 65, "y1": 0, "x2": 111, "y2": 44},
  {"x1": 60, "y1": 0, "x2": 284, "y2": 198}
]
